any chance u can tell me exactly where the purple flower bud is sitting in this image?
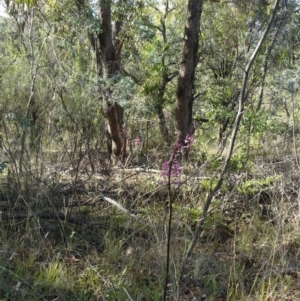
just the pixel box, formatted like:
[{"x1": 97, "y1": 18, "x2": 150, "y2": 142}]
[
  {"x1": 134, "y1": 137, "x2": 141, "y2": 148},
  {"x1": 159, "y1": 160, "x2": 181, "y2": 186}
]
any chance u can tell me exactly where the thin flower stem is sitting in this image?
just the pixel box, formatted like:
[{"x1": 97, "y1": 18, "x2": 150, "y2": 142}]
[{"x1": 163, "y1": 143, "x2": 178, "y2": 301}]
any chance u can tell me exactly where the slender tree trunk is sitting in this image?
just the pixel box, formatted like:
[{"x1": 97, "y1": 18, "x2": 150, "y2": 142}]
[
  {"x1": 175, "y1": 0, "x2": 203, "y2": 155},
  {"x1": 156, "y1": 103, "x2": 170, "y2": 144},
  {"x1": 256, "y1": 18, "x2": 285, "y2": 112},
  {"x1": 155, "y1": 72, "x2": 171, "y2": 144}
]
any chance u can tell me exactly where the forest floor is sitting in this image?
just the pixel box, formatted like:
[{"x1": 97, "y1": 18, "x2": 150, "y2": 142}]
[{"x1": 0, "y1": 147, "x2": 300, "y2": 301}]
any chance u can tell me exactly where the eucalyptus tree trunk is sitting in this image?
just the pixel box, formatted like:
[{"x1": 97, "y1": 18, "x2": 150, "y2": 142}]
[
  {"x1": 76, "y1": 0, "x2": 126, "y2": 164},
  {"x1": 175, "y1": 0, "x2": 203, "y2": 157}
]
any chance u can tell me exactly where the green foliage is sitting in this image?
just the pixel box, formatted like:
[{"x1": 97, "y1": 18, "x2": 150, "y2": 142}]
[
  {"x1": 123, "y1": 0, "x2": 183, "y2": 127},
  {"x1": 238, "y1": 175, "x2": 281, "y2": 195},
  {"x1": 173, "y1": 204, "x2": 202, "y2": 222},
  {"x1": 228, "y1": 154, "x2": 249, "y2": 172},
  {"x1": 1, "y1": 1, "x2": 300, "y2": 299},
  {"x1": 201, "y1": 178, "x2": 228, "y2": 192}
]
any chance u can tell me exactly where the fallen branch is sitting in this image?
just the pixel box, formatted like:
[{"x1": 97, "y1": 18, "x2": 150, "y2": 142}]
[
  {"x1": 99, "y1": 192, "x2": 141, "y2": 222},
  {"x1": 111, "y1": 166, "x2": 162, "y2": 173},
  {"x1": 112, "y1": 167, "x2": 212, "y2": 179}
]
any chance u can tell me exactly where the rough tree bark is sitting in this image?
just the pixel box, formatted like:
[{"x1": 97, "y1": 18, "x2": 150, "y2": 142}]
[
  {"x1": 175, "y1": 0, "x2": 203, "y2": 157},
  {"x1": 76, "y1": 0, "x2": 126, "y2": 164}
]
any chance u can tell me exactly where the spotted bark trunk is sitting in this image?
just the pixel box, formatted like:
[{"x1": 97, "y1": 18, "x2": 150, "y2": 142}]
[
  {"x1": 101, "y1": 102, "x2": 126, "y2": 165},
  {"x1": 76, "y1": 0, "x2": 126, "y2": 162}
]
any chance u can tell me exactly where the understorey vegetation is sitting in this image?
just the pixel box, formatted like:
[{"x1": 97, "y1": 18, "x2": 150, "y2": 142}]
[{"x1": 0, "y1": 0, "x2": 300, "y2": 300}]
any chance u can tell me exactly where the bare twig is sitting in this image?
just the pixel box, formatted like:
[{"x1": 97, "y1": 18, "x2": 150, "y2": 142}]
[
  {"x1": 256, "y1": 13, "x2": 287, "y2": 112},
  {"x1": 99, "y1": 192, "x2": 141, "y2": 222},
  {"x1": 19, "y1": 9, "x2": 53, "y2": 173}
]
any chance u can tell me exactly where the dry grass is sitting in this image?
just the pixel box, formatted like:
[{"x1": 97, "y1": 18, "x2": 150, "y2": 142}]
[{"x1": 0, "y1": 141, "x2": 300, "y2": 301}]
